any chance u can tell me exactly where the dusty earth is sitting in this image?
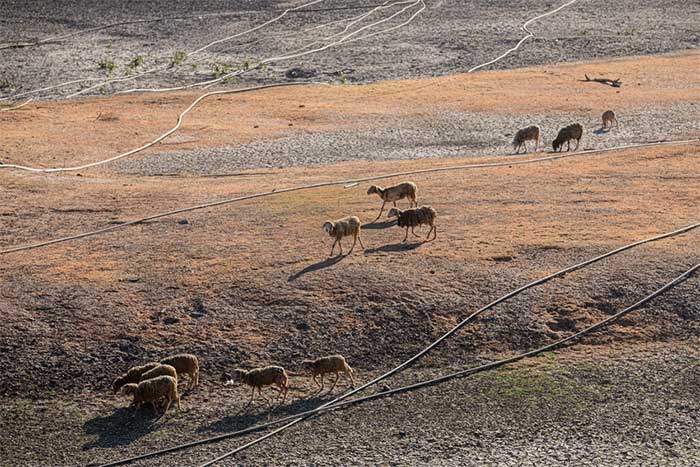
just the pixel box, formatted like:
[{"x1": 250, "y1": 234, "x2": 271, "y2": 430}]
[{"x1": 1, "y1": 3, "x2": 700, "y2": 466}]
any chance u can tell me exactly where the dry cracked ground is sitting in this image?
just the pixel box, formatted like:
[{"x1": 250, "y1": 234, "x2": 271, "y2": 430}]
[{"x1": 1, "y1": 2, "x2": 700, "y2": 466}]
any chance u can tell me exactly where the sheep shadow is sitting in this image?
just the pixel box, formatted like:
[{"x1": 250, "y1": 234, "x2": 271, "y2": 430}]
[
  {"x1": 361, "y1": 219, "x2": 396, "y2": 230},
  {"x1": 593, "y1": 127, "x2": 610, "y2": 135},
  {"x1": 364, "y1": 241, "x2": 424, "y2": 254},
  {"x1": 197, "y1": 393, "x2": 330, "y2": 435},
  {"x1": 287, "y1": 254, "x2": 347, "y2": 281},
  {"x1": 82, "y1": 406, "x2": 164, "y2": 450}
]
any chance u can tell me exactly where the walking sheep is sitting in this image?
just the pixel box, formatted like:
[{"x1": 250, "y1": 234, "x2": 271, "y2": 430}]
[
  {"x1": 160, "y1": 354, "x2": 199, "y2": 389},
  {"x1": 221, "y1": 366, "x2": 289, "y2": 407},
  {"x1": 300, "y1": 354, "x2": 355, "y2": 394},
  {"x1": 388, "y1": 205, "x2": 437, "y2": 242},
  {"x1": 139, "y1": 364, "x2": 177, "y2": 383},
  {"x1": 512, "y1": 125, "x2": 541, "y2": 154},
  {"x1": 552, "y1": 123, "x2": 583, "y2": 152},
  {"x1": 367, "y1": 182, "x2": 418, "y2": 220},
  {"x1": 112, "y1": 362, "x2": 160, "y2": 393},
  {"x1": 322, "y1": 216, "x2": 365, "y2": 256},
  {"x1": 122, "y1": 375, "x2": 180, "y2": 413},
  {"x1": 602, "y1": 110, "x2": 618, "y2": 129}
]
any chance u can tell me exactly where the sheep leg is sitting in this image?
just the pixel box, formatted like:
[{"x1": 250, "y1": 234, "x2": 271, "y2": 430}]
[
  {"x1": 535, "y1": 138, "x2": 539, "y2": 152},
  {"x1": 411, "y1": 226, "x2": 421, "y2": 238},
  {"x1": 244, "y1": 386, "x2": 256, "y2": 408},
  {"x1": 329, "y1": 239, "x2": 337, "y2": 256},
  {"x1": 312, "y1": 374, "x2": 322, "y2": 390},
  {"x1": 338, "y1": 240, "x2": 343, "y2": 255},
  {"x1": 358, "y1": 232, "x2": 365, "y2": 250},
  {"x1": 575, "y1": 138, "x2": 580, "y2": 150},
  {"x1": 328, "y1": 372, "x2": 340, "y2": 392},
  {"x1": 374, "y1": 200, "x2": 386, "y2": 221},
  {"x1": 402, "y1": 227, "x2": 409, "y2": 243},
  {"x1": 163, "y1": 396, "x2": 172, "y2": 413},
  {"x1": 349, "y1": 233, "x2": 357, "y2": 254},
  {"x1": 318, "y1": 374, "x2": 325, "y2": 393},
  {"x1": 346, "y1": 369, "x2": 356, "y2": 388}
]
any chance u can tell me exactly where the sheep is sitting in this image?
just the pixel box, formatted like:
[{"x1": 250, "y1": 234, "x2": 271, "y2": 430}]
[
  {"x1": 122, "y1": 375, "x2": 180, "y2": 413},
  {"x1": 367, "y1": 182, "x2": 418, "y2": 220},
  {"x1": 221, "y1": 366, "x2": 289, "y2": 407},
  {"x1": 112, "y1": 362, "x2": 160, "y2": 394},
  {"x1": 139, "y1": 364, "x2": 177, "y2": 383},
  {"x1": 388, "y1": 205, "x2": 437, "y2": 242},
  {"x1": 160, "y1": 354, "x2": 199, "y2": 389},
  {"x1": 552, "y1": 123, "x2": 583, "y2": 152},
  {"x1": 512, "y1": 125, "x2": 541, "y2": 154},
  {"x1": 300, "y1": 354, "x2": 355, "y2": 393},
  {"x1": 322, "y1": 216, "x2": 365, "y2": 256},
  {"x1": 602, "y1": 110, "x2": 618, "y2": 129}
]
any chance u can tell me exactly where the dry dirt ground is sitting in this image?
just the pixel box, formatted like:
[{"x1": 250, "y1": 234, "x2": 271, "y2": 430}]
[{"x1": 1, "y1": 47, "x2": 700, "y2": 467}]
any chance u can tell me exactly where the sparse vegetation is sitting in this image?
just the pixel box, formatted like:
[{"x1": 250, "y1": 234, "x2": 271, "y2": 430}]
[
  {"x1": 171, "y1": 50, "x2": 187, "y2": 67},
  {"x1": 128, "y1": 55, "x2": 144, "y2": 69},
  {"x1": 97, "y1": 59, "x2": 116, "y2": 74},
  {"x1": 0, "y1": 79, "x2": 15, "y2": 91}
]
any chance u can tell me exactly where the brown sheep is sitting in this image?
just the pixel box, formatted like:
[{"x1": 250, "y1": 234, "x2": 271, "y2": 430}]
[
  {"x1": 552, "y1": 123, "x2": 583, "y2": 152},
  {"x1": 322, "y1": 216, "x2": 365, "y2": 256},
  {"x1": 301, "y1": 354, "x2": 355, "y2": 393},
  {"x1": 512, "y1": 125, "x2": 541, "y2": 153},
  {"x1": 139, "y1": 364, "x2": 177, "y2": 383},
  {"x1": 388, "y1": 205, "x2": 437, "y2": 242},
  {"x1": 221, "y1": 366, "x2": 289, "y2": 407},
  {"x1": 367, "y1": 182, "x2": 418, "y2": 220},
  {"x1": 122, "y1": 375, "x2": 180, "y2": 413},
  {"x1": 112, "y1": 362, "x2": 160, "y2": 394},
  {"x1": 602, "y1": 110, "x2": 618, "y2": 129},
  {"x1": 160, "y1": 354, "x2": 199, "y2": 389}
]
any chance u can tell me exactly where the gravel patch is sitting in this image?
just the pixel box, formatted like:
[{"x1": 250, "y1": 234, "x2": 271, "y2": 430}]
[{"x1": 114, "y1": 102, "x2": 700, "y2": 175}]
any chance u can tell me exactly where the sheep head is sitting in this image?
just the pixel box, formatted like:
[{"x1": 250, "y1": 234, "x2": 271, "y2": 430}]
[
  {"x1": 300, "y1": 360, "x2": 314, "y2": 373},
  {"x1": 121, "y1": 383, "x2": 138, "y2": 396},
  {"x1": 230, "y1": 369, "x2": 247, "y2": 383},
  {"x1": 366, "y1": 185, "x2": 380, "y2": 195},
  {"x1": 552, "y1": 139, "x2": 562, "y2": 151},
  {"x1": 112, "y1": 376, "x2": 127, "y2": 394},
  {"x1": 322, "y1": 221, "x2": 335, "y2": 235},
  {"x1": 387, "y1": 208, "x2": 401, "y2": 218}
]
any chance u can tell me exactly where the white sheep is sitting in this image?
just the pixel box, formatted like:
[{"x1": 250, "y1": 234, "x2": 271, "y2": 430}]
[
  {"x1": 322, "y1": 216, "x2": 365, "y2": 256},
  {"x1": 602, "y1": 110, "x2": 618, "y2": 129},
  {"x1": 221, "y1": 366, "x2": 289, "y2": 407},
  {"x1": 112, "y1": 362, "x2": 160, "y2": 393},
  {"x1": 122, "y1": 375, "x2": 180, "y2": 413},
  {"x1": 300, "y1": 354, "x2": 355, "y2": 393},
  {"x1": 139, "y1": 364, "x2": 177, "y2": 383},
  {"x1": 160, "y1": 354, "x2": 199, "y2": 389}
]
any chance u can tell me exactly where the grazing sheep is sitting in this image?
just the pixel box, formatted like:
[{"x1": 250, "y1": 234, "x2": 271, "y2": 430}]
[
  {"x1": 122, "y1": 375, "x2": 180, "y2": 413},
  {"x1": 221, "y1": 366, "x2": 289, "y2": 407},
  {"x1": 112, "y1": 362, "x2": 160, "y2": 394},
  {"x1": 160, "y1": 354, "x2": 199, "y2": 389},
  {"x1": 367, "y1": 182, "x2": 418, "y2": 220},
  {"x1": 552, "y1": 123, "x2": 583, "y2": 152},
  {"x1": 512, "y1": 125, "x2": 541, "y2": 154},
  {"x1": 388, "y1": 205, "x2": 437, "y2": 242},
  {"x1": 139, "y1": 364, "x2": 177, "y2": 383},
  {"x1": 322, "y1": 216, "x2": 365, "y2": 256},
  {"x1": 301, "y1": 354, "x2": 355, "y2": 393},
  {"x1": 602, "y1": 110, "x2": 618, "y2": 129}
]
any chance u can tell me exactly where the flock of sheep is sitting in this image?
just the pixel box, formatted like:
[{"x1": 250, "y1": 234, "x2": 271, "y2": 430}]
[
  {"x1": 512, "y1": 109, "x2": 619, "y2": 154},
  {"x1": 322, "y1": 110, "x2": 620, "y2": 256},
  {"x1": 323, "y1": 181, "x2": 438, "y2": 256},
  {"x1": 113, "y1": 353, "x2": 356, "y2": 413}
]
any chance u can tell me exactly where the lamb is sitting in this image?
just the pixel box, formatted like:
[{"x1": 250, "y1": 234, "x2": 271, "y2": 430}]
[
  {"x1": 388, "y1": 205, "x2": 437, "y2": 242},
  {"x1": 112, "y1": 362, "x2": 160, "y2": 394},
  {"x1": 512, "y1": 125, "x2": 541, "y2": 154},
  {"x1": 552, "y1": 123, "x2": 583, "y2": 152},
  {"x1": 221, "y1": 365, "x2": 289, "y2": 407},
  {"x1": 160, "y1": 354, "x2": 199, "y2": 389},
  {"x1": 367, "y1": 182, "x2": 418, "y2": 220},
  {"x1": 300, "y1": 354, "x2": 355, "y2": 393},
  {"x1": 602, "y1": 110, "x2": 618, "y2": 129},
  {"x1": 322, "y1": 216, "x2": 365, "y2": 256},
  {"x1": 139, "y1": 364, "x2": 177, "y2": 383},
  {"x1": 122, "y1": 375, "x2": 180, "y2": 413}
]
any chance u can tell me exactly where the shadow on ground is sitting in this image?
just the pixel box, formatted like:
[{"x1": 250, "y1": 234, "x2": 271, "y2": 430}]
[
  {"x1": 288, "y1": 254, "x2": 347, "y2": 281},
  {"x1": 364, "y1": 241, "x2": 424, "y2": 254},
  {"x1": 82, "y1": 406, "x2": 165, "y2": 450}
]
